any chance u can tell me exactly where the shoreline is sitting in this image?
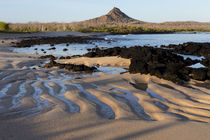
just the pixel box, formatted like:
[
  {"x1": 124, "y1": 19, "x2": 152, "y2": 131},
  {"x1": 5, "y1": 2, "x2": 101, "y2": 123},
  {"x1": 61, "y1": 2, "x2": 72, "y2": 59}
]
[
  {"x1": 0, "y1": 32, "x2": 210, "y2": 140},
  {"x1": 2, "y1": 31, "x2": 210, "y2": 86},
  {"x1": 1, "y1": 30, "x2": 210, "y2": 38}
]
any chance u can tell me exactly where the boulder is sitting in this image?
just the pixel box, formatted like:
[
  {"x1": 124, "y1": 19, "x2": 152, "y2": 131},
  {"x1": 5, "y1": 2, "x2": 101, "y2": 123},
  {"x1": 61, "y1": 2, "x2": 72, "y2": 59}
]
[{"x1": 190, "y1": 68, "x2": 208, "y2": 81}]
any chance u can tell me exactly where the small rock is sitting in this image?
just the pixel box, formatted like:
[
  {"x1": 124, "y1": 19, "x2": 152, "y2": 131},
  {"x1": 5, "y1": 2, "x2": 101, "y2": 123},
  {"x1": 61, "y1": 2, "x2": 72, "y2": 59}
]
[
  {"x1": 48, "y1": 47, "x2": 56, "y2": 50},
  {"x1": 63, "y1": 48, "x2": 68, "y2": 51},
  {"x1": 66, "y1": 56, "x2": 71, "y2": 59},
  {"x1": 40, "y1": 55, "x2": 56, "y2": 60},
  {"x1": 75, "y1": 77, "x2": 82, "y2": 79}
]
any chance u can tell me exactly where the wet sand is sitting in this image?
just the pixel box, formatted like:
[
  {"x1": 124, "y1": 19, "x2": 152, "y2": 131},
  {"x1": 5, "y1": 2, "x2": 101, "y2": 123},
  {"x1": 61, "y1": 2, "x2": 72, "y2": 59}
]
[{"x1": 0, "y1": 32, "x2": 210, "y2": 140}]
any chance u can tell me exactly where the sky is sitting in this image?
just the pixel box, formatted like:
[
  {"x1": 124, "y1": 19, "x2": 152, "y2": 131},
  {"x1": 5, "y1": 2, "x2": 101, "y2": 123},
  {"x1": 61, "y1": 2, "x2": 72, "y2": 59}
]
[{"x1": 1, "y1": 0, "x2": 210, "y2": 23}]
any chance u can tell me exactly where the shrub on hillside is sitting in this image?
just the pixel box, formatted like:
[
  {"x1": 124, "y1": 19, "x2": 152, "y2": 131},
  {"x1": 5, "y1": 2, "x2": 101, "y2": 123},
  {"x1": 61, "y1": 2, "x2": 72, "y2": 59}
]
[{"x1": 0, "y1": 22, "x2": 9, "y2": 31}]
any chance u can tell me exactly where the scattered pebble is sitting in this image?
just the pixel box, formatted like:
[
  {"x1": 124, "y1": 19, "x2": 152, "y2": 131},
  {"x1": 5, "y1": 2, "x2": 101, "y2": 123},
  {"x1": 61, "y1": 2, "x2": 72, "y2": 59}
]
[{"x1": 63, "y1": 48, "x2": 68, "y2": 51}]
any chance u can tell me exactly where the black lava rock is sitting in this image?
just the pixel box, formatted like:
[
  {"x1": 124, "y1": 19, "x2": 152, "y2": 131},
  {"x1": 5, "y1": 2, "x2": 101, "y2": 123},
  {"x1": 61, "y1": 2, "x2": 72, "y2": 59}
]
[
  {"x1": 59, "y1": 56, "x2": 71, "y2": 59},
  {"x1": 207, "y1": 69, "x2": 210, "y2": 78},
  {"x1": 84, "y1": 44, "x2": 210, "y2": 84},
  {"x1": 13, "y1": 36, "x2": 104, "y2": 48},
  {"x1": 190, "y1": 68, "x2": 208, "y2": 81},
  {"x1": 48, "y1": 47, "x2": 56, "y2": 50},
  {"x1": 43, "y1": 60, "x2": 96, "y2": 73},
  {"x1": 59, "y1": 56, "x2": 65, "y2": 59},
  {"x1": 40, "y1": 55, "x2": 56, "y2": 60},
  {"x1": 161, "y1": 42, "x2": 210, "y2": 57},
  {"x1": 63, "y1": 48, "x2": 68, "y2": 51}
]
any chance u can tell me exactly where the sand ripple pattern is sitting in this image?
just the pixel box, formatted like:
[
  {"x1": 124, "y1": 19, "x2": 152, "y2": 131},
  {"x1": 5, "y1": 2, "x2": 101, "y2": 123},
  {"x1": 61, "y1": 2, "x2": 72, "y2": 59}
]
[{"x1": 0, "y1": 70, "x2": 210, "y2": 122}]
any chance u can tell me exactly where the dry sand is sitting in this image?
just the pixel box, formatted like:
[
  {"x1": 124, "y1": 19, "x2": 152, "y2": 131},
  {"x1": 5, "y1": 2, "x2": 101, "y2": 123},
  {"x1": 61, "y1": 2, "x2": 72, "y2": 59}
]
[
  {"x1": 0, "y1": 34, "x2": 210, "y2": 140},
  {"x1": 57, "y1": 56, "x2": 131, "y2": 68}
]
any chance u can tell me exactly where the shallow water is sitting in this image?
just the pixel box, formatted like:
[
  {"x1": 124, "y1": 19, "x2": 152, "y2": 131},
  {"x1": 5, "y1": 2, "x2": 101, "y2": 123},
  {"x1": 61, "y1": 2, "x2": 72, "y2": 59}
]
[
  {"x1": 13, "y1": 33, "x2": 210, "y2": 56},
  {"x1": 110, "y1": 86, "x2": 152, "y2": 120},
  {"x1": 189, "y1": 63, "x2": 207, "y2": 69},
  {"x1": 176, "y1": 54, "x2": 205, "y2": 60},
  {"x1": 0, "y1": 84, "x2": 12, "y2": 100},
  {"x1": 103, "y1": 33, "x2": 210, "y2": 47},
  {"x1": 146, "y1": 88, "x2": 168, "y2": 102},
  {"x1": 10, "y1": 81, "x2": 27, "y2": 109},
  {"x1": 94, "y1": 67, "x2": 128, "y2": 75},
  {"x1": 1, "y1": 68, "x2": 210, "y2": 122}
]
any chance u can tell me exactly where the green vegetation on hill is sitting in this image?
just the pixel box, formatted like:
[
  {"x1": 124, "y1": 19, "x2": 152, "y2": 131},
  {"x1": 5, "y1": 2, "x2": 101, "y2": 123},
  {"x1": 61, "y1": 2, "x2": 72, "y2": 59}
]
[
  {"x1": 74, "y1": 26, "x2": 210, "y2": 34},
  {"x1": 0, "y1": 22, "x2": 9, "y2": 31},
  {"x1": 11, "y1": 27, "x2": 40, "y2": 32},
  {"x1": 2, "y1": 22, "x2": 210, "y2": 34}
]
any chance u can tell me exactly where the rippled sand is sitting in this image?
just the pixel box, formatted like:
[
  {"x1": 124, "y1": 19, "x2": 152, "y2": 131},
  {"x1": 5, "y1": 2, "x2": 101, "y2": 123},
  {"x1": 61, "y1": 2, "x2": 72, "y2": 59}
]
[{"x1": 0, "y1": 39, "x2": 210, "y2": 140}]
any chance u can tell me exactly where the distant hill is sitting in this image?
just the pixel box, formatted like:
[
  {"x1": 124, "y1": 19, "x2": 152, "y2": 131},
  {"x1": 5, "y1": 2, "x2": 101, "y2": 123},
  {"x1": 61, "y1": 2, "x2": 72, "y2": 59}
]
[
  {"x1": 8, "y1": 7, "x2": 210, "y2": 33},
  {"x1": 83, "y1": 7, "x2": 139, "y2": 23},
  {"x1": 68, "y1": 7, "x2": 210, "y2": 31},
  {"x1": 69, "y1": 7, "x2": 144, "y2": 28}
]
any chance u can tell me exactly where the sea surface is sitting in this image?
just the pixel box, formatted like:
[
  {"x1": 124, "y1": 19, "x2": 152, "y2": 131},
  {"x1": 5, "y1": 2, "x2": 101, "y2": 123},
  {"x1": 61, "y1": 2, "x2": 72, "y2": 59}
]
[{"x1": 13, "y1": 33, "x2": 210, "y2": 57}]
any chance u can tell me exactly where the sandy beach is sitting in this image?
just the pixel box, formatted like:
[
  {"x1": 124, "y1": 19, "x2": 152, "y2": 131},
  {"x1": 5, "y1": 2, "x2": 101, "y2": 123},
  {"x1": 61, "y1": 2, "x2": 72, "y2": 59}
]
[{"x1": 0, "y1": 32, "x2": 210, "y2": 140}]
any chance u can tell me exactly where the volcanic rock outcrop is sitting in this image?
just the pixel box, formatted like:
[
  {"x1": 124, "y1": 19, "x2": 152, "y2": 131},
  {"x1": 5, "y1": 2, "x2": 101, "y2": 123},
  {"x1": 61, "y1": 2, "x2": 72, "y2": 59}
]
[{"x1": 84, "y1": 44, "x2": 210, "y2": 84}]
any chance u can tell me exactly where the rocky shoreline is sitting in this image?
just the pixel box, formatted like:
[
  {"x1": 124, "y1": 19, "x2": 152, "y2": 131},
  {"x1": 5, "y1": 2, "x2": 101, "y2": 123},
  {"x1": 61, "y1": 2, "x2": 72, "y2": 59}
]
[
  {"x1": 161, "y1": 42, "x2": 210, "y2": 68},
  {"x1": 42, "y1": 59, "x2": 97, "y2": 73},
  {"x1": 12, "y1": 38, "x2": 210, "y2": 84},
  {"x1": 13, "y1": 36, "x2": 104, "y2": 48},
  {"x1": 84, "y1": 44, "x2": 210, "y2": 84},
  {"x1": 160, "y1": 42, "x2": 210, "y2": 57}
]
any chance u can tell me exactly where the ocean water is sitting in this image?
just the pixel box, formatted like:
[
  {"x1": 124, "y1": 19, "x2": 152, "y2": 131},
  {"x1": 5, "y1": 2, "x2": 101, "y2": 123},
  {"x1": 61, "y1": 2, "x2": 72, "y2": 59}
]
[{"x1": 13, "y1": 33, "x2": 210, "y2": 57}]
